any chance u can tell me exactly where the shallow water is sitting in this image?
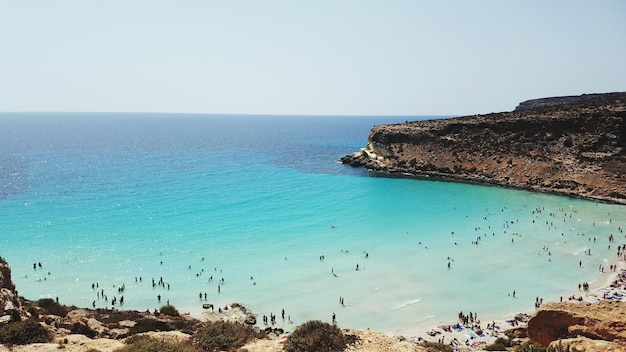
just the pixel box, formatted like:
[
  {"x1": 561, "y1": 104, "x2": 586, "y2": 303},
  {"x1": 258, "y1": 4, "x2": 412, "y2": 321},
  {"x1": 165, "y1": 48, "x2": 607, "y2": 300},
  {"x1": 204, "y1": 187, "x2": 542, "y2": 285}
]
[{"x1": 1, "y1": 113, "x2": 624, "y2": 335}]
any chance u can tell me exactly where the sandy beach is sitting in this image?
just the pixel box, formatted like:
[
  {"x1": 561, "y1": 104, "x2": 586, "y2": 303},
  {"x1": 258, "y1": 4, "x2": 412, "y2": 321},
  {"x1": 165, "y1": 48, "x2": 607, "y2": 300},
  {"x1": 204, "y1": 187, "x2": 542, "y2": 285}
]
[
  {"x1": 410, "y1": 250, "x2": 626, "y2": 350},
  {"x1": 191, "y1": 249, "x2": 626, "y2": 351},
  {"x1": 196, "y1": 253, "x2": 626, "y2": 352},
  {"x1": 177, "y1": 239, "x2": 626, "y2": 351}
]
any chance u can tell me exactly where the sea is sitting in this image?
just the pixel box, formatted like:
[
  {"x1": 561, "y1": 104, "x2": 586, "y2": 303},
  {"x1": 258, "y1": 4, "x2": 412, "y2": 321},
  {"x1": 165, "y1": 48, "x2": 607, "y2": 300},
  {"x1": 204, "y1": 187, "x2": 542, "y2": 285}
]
[{"x1": 1, "y1": 112, "x2": 624, "y2": 336}]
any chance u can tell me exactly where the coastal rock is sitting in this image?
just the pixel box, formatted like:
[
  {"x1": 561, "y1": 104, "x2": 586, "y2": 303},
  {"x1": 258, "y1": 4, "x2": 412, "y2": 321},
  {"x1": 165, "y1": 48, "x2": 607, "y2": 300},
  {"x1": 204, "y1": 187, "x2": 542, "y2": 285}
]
[
  {"x1": 549, "y1": 337, "x2": 626, "y2": 352},
  {"x1": 0, "y1": 257, "x2": 29, "y2": 323},
  {"x1": 244, "y1": 315, "x2": 257, "y2": 325},
  {"x1": 526, "y1": 301, "x2": 626, "y2": 349},
  {"x1": 341, "y1": 92, "x2": 626, "y2": 204},
  {"x1": 0, "y1": 259, "x2": 15, "y2": 293}
]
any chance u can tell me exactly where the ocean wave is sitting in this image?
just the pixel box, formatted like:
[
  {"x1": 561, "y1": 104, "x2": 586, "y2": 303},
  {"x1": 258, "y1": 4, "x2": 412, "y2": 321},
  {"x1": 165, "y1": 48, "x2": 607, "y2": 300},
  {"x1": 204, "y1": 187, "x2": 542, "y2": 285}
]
[
  {"x1": 417, "y1": 315, "x2": 435, "y2": 322},
  {"x1": 392, "y1": 299, "x2": 422, "y2": 311},
  {"x1": 574, "y1": 247, "x2": 588, "y2": 256}
]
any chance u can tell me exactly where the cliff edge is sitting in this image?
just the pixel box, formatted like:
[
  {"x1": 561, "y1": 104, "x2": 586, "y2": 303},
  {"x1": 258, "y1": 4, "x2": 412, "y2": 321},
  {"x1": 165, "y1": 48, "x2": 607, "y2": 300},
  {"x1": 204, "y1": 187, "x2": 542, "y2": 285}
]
[
  {"x1": 341, "y1": 92, "x2": 626, "y2": 204},
  {"x1": 0, "y1": 257, "x2": 29, "y2": 324},
  {"x1": 526, "y1": 301, "x2": 626, "y2": 351}
]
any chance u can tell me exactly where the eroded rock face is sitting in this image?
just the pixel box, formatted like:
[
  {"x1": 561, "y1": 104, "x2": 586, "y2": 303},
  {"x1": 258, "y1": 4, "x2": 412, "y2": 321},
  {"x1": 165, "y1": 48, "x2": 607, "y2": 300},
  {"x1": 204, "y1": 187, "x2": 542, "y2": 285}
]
[
  {"x1": 0, "y1": 259, "x2": 15, "y2": 293},
  {"x1": 341, "y1": 92, "x2": 626, "y2": 204},
  {"x1": 0, "y1": 256, "x2": 29, "y2": 323},
  {"x1": 527, "y1": 301, "x2": 626, "y2": 348},
  {"x1": 549, "y1": 337, "x2": 626, "y2": 352}
]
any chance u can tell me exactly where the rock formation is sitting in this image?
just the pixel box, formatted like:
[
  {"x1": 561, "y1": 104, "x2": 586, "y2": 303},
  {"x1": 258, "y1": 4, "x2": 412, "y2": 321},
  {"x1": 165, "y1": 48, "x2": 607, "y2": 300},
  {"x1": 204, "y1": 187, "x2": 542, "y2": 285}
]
[
  {"x1": 341, "y1": 92, "x2": 626, "y2": 204},
  {"x1": 526, "y1": 301, "x2": 626, "y2": 351},
  {"x1": 0, "y1": 257, "x2": 29, "y2": 324}
]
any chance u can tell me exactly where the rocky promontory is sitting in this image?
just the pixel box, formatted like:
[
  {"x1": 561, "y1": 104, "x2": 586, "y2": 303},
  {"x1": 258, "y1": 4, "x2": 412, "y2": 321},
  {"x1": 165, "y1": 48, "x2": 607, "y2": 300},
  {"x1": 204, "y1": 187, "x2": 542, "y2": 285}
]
[{"x1": 342, "y1": 92, "x2": 626, "y2": 204}]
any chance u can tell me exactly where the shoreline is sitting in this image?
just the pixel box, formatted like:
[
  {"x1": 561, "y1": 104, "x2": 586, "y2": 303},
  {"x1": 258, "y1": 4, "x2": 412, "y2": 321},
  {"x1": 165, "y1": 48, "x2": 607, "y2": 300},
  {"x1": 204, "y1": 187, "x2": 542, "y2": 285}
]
[
  {"x1": 184, "y1": 251, "x2": 626, "y2": 351},
  {"x1": 341, "y1": 92, "x2": 626, "y2": 208},
  {"x1": 198, "y1": 247, "x2": 626, "y2": 351},
  {"x1": 403, "y1": 250, "x2": 626, "y2": 350},
  {"x1": 365, "y1": 166, "x2": 626, "y2": 206},
  {"x1": 2, "y1": 234, "x2": 625, "y2": 352}
]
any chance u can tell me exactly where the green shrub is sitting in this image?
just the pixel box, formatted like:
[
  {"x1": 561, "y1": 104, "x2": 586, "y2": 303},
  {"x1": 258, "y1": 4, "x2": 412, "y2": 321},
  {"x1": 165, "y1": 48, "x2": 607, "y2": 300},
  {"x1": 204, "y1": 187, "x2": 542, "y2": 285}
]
[
  {"x1": 283, "y1": 320, "x2": 346, "y2": 352},
  {"x1": 160, "y1": 305, "x2": 180, "y2": 317},
  {"x1": 37, "y1": 298, "x2": 69, "y2": 316},
  {"x1": 514, "y1": 342, "x2": 570, "y2": 352},
  {"x1": 115, "y1": 335, "x2": 201, "y2": 352},
  {"x1": 193, "y1": 320, "x2": 262, "y2": 352},
  {"x1": 128, "y1": 319, "x2": 173, "y2": 335},
  {"x1": 70, "y1": 322, "x2": 97, "y2": 338},
  {"x1": 419, "y1": 340, "x2": 454, "y2": 352},
  {"x1": 548, "y1": 341, "x2": 570, "y2": 352},
  {"x1": 0, "y1": 319, "x2": 51, "y2": 345},
  {"x1": 515, "y1": 343, "x2": 547, "y2": 352},
  {"x1": 26, "y1": 304, "x2": 39, "y2": 319},
  {"x1": 485, "y1": 337, "x2": 512, "y2": 351}
]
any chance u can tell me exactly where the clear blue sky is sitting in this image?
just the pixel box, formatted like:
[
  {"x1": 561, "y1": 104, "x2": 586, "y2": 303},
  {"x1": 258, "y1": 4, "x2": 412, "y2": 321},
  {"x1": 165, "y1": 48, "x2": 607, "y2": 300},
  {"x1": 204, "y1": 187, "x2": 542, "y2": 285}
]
[{"x1": 1, "y1": 1, "x2": 625, "y2": 116}]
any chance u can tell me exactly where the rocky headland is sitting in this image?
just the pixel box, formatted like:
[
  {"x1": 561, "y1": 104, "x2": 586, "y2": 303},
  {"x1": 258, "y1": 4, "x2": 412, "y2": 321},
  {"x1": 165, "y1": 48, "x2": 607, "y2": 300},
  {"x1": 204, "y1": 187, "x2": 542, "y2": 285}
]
[{"x1": 341, "y1": 92, "x2": 626, "y2": 204}]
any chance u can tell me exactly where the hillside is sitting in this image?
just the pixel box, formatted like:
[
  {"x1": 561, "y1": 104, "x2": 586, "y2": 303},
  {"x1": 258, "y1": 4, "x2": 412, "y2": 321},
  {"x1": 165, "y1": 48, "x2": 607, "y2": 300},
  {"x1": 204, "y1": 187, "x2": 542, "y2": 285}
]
[{"x1": 341, "y1": 92, "x2": 626, "y2": 204}]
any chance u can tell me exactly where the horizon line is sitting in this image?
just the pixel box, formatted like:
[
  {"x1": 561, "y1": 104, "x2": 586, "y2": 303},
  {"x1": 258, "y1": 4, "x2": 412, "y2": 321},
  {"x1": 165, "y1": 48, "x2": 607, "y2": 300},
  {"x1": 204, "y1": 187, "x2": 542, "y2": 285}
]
[{"x1": 0, "y1": 111, "x2": 460, "y2": 118}]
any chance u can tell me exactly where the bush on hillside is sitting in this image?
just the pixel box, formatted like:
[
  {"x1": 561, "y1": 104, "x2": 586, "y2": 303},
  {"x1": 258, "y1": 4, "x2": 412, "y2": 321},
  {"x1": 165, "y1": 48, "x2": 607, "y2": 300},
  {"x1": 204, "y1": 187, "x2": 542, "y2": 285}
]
[
  {"x1": 485, "y1": 337, "x2": 513, "y2": 350},
  {"x1": 128, "y1": 319, "x2": 173, "y2": 335},
  {"x1": 193, "y1": 320, "x2": 262, "y2": 352},
  {"x1": 37, "y1": 298, "x2": 70, "y2": 316},
  {"x1": 419, "y1": 340, "x2": 454, "y2": 352},
  {"x1": 70, "y1": 322, "x2": 98, "y2": 338},
  {"x1": 160, "y1": 305, "x2": 180, "y2": 317},
  {"x1": 0, "y1": 319, "x2": 51, "y2": 345},
  {"x1": 283, "y1": 320, "x2": 346, "y2": 352},
  {"x1": 514, "y1": 342, "x2": 570, "y2": 352},
  {"x1": 114, "y1": 335, "x2": 201, "y2": 352}
]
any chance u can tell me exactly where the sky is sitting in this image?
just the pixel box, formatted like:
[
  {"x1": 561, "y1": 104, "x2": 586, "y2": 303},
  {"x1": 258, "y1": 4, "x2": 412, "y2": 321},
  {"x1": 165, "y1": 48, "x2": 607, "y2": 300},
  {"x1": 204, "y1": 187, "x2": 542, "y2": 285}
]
[{"x1": 1, "y1": 1, "x2": 625, "y2": 116}]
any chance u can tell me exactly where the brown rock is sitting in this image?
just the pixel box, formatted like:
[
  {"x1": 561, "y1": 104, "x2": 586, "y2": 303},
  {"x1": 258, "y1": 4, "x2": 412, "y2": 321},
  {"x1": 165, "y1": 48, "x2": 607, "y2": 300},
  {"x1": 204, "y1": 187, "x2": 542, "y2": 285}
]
[
  {"x1": 0, "y1": 256, "x2": 30, "y2": 322},
  {"x1": 549, "y1": 337, "x2": 626, "y2": 352},
  {"x1": 527, "y1": 301, "x2": 626, "y2": 347},
  {"x1": 0, "y1": 258, "x2": 16, "y2": 293}
]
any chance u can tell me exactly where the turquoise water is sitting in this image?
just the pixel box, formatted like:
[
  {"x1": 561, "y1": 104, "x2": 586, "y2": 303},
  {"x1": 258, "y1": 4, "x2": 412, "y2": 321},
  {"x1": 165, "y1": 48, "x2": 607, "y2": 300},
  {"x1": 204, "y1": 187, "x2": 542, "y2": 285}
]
[{"x1": 1, "y1": 113, "x2": 624, "y2": 336}]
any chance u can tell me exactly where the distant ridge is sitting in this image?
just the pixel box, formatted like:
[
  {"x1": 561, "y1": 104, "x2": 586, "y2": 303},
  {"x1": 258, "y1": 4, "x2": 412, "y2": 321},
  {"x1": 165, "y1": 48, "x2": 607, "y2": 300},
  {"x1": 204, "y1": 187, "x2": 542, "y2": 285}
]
[
  {"x1": 342, "y1": 92, "x2": 626, "y2": 204},
  {"x1": 515, "y1": 92, "x2": 626, "y2": 111}
]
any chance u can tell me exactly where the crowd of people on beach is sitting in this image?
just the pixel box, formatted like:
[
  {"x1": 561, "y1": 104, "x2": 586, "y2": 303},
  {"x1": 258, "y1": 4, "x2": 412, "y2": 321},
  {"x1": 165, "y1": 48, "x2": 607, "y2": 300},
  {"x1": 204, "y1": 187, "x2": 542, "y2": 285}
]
[
  {"x1": 22, "y1": 200, "x2": 626, "y2": 351},
  {"x1": 415, "y1": 205, "x2": 626, "y2": 350}
]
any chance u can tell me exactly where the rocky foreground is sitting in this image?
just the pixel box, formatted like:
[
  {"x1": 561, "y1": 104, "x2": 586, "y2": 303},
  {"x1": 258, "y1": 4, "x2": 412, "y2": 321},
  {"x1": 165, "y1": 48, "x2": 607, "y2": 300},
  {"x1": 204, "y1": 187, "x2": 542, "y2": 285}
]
[{"x1": 342, "y1": 92, "x2": 626, "y2": 204}]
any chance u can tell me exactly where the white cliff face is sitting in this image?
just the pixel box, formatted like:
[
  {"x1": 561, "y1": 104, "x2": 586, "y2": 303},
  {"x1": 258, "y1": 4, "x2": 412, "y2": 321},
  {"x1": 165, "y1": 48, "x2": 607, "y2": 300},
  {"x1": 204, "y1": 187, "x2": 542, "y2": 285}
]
[{"x1": 366, "y1": 142, "x2": 392, "y2": 158}]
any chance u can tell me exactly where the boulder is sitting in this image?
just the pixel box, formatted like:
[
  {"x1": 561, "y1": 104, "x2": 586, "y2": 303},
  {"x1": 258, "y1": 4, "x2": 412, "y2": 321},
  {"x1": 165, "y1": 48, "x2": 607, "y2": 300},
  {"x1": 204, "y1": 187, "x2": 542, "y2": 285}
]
[
  {"x1": 244, "y1": 315, "x2": 256, "y2": 325},
  {"x1": 527, "y1": 301, "x2": 626, "y2": 347},
  {"x1": 549, "y1": 337, "x2": 626, "y2": 352}
]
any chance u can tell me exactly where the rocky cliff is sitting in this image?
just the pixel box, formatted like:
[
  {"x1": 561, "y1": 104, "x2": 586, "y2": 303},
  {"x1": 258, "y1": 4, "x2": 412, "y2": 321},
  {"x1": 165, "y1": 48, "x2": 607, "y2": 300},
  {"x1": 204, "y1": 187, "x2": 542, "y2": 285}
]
[
  {"x1": 526, "y1": 301, "x2": 626, "y2": 351},
  {"x1": 341, "y1": 92, "x2": 626, "y2": 204},
  {"x1": 0, "y1": 257, "x2": 29, "y2": 324}
]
